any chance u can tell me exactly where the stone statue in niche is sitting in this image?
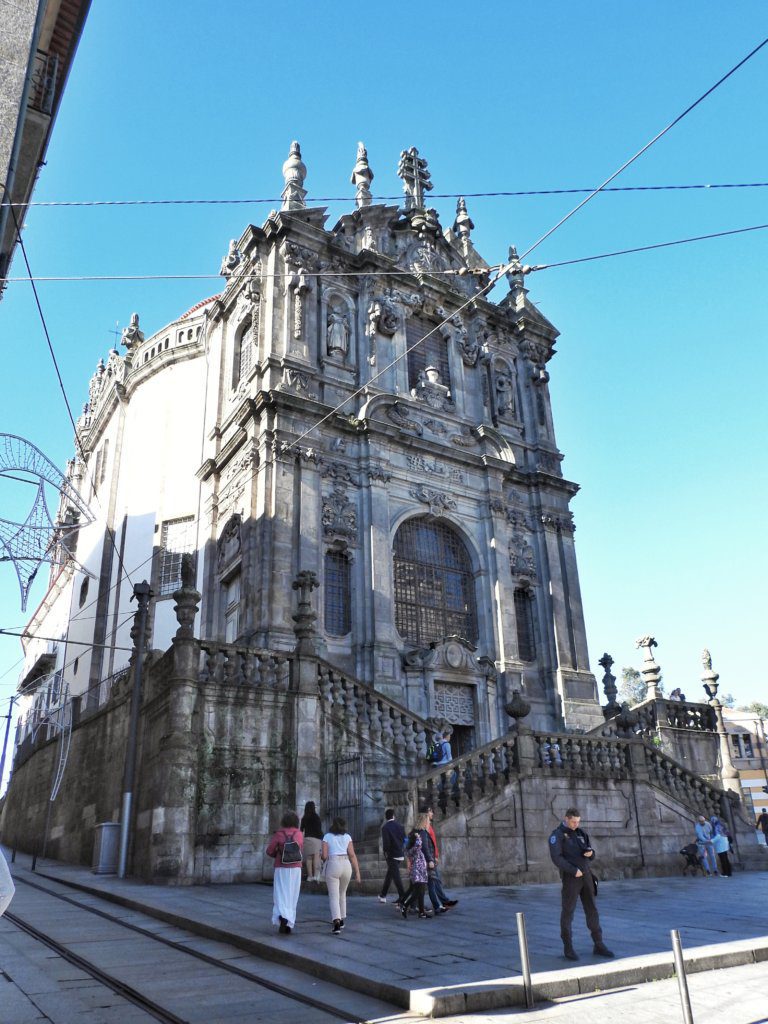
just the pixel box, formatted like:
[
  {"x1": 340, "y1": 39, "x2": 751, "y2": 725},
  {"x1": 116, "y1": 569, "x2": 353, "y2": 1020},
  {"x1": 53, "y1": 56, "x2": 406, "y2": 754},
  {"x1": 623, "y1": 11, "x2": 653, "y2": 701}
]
[
  {"x1": 495, "y1": 369, "x2": 515, "y2": 417},
  {"x1": 326, "y1": 305, "x2": 350, "y2": 357},
  {"x1": 510, "y1": 532, "x2": 536, "y2": 578},
  {"x1": 367, "y1": 298, "x2": 398, "y2": 337}
]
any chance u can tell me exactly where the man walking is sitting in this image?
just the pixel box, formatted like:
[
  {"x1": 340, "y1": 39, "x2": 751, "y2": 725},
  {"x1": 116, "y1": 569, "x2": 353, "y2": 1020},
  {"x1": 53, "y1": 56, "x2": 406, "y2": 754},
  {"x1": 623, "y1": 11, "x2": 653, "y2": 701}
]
[
  {"x1": 378, "y1": 808, "x2": 406, "y2": 905},
  {"x1": 548, "y1": 807, "x2": 613, "y2": 961}
]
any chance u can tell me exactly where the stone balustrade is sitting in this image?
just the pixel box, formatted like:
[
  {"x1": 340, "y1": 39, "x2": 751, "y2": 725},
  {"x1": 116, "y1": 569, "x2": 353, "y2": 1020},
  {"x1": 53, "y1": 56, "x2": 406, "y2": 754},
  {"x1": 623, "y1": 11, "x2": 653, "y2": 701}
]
[
  {"x1": 318, "y1": 661, "x2": 429, "y2": 767},
  {"x1": 536, "y1": 732, "x2": 631, "y2": 778},
  {"x1": 594, "y1": 698, "x2": 716, "y2": 740},
  {"x1": 416, "y1": 735, "x2": 519, "y2": 816},
  {"x1": 644, "y1": 746, "x2": 725, "y2": 818},
  {"x1": 198, "y1": 642, "x2": 292, "y2": 690}
]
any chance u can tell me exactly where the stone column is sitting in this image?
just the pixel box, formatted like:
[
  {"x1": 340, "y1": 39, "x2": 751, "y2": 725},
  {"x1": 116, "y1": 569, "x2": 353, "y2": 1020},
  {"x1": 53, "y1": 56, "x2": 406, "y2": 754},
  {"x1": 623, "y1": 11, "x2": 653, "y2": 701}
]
[
  {"x1": 701, "y1": 649, "x2": 742, "y2": 800},
  {"x1": 147, "y1": 556, "x2": 201, "y2": 883},
  {"x1": 292, "y1": 571, "x2": 323, "y2": 814}
]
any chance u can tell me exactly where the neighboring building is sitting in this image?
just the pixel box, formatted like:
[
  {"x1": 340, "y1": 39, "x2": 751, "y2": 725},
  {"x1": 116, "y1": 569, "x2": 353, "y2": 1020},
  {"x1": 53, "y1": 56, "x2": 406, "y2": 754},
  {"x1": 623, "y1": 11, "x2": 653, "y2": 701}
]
[
  {"x1": 723, "y1": 708, "x2": 768, "y2": 820},
  {"x1": 16, "y1": 141, "x2": 604, "y2": 746},
  {"x1": 0, "y1": 0, "x2": 91, "y2": 294}
]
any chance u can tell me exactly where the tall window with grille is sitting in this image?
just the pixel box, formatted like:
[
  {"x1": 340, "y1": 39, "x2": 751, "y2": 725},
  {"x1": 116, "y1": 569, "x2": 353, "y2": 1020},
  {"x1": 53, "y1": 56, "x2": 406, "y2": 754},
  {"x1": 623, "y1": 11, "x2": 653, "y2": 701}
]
[
  {"x1": 514, "y1": 587, "x2": 537, "y2": 662},
  {"x1": 158, "y1": 516, "x2": 196, "y2": 596},
  {"x1": 393, "y1": 517, "x2": 477, "y2": 646},
  {"x1": 324, "y1": 550, "x2": 351, "y2": 636},
  {"x1": 406, "y1": 318, "x2": 451, "y2": 391},
  {"x1": 232, "y1": 316, "x2": 254, "y2": 388}
]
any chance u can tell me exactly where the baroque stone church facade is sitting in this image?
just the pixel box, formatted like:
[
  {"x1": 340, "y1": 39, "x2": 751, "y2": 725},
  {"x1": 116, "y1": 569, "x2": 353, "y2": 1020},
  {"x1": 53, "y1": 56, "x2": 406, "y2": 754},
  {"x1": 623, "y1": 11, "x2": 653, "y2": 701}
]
[
  {"x1": 20, "y1": 140, "x2": 602, "y2": 745},
  {"x1": 9, "y1": 143, "x2": 761, "y2": 886}
]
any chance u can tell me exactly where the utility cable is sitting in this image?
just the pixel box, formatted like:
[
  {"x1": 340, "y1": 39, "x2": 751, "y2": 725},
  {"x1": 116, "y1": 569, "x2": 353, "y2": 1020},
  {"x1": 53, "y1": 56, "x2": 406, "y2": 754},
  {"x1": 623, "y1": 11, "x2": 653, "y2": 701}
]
[
  {"x1": 286, "y1": 35, "x2": 768, "y2": 451},
  {"x1": 2, "y1": 181, "x2": 768, "y2": 208},
  {"x1": 526, "y1": 221, "x2": 768, "y2": 273},
  {"x1": 508, "y1": 34, "x2": 768, "y2": 268},
  {"x1": 0, "y1": 184, "x2": 136, "y2": 594}
]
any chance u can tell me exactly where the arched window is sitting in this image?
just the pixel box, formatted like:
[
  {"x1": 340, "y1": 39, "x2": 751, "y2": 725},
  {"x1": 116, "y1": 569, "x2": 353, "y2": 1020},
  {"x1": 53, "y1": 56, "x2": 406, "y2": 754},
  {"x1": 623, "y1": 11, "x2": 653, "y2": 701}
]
[
  {"x1": 232, "y1": 316, "x2": 253, "y2": 388},
  {"x1": 406, "y1": 317, "x2": 451, "y2": 391},
  {"x1": 393, "y1": 517, "x2": 477, "y2": 645},
  {"x1": 324, "y1": 549, "x2": 351, "y2": 636},
  {"x1": 78, "y1": 577, "x2": 89, "y2": 608},
  {"x1": 514, "y1": 586, "x2": 537, "y2": 662}
]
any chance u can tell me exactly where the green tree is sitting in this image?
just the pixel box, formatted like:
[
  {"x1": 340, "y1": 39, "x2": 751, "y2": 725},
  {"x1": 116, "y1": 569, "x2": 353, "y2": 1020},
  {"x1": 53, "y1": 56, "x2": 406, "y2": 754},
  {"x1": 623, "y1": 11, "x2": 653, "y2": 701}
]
[
  {"x1": 721, "y1": 692, "x2": 736, "y2": 709},
  {"x1": 738, "y1": 701, "x2": 768, "y2": 719},
  {"x1": 619, "y1": 667, "x2": 646, "y2": 706}
]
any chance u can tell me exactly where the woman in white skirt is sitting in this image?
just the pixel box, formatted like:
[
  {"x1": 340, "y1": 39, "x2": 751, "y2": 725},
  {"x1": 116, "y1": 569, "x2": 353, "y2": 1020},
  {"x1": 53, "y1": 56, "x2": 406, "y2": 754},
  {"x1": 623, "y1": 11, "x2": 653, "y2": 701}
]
[
  {"x1": 266, "y1": 811, "x2": 304, "y2": 934},
  {"x1": 321, "y1": 816, "x2": 361, "y2": 935}
]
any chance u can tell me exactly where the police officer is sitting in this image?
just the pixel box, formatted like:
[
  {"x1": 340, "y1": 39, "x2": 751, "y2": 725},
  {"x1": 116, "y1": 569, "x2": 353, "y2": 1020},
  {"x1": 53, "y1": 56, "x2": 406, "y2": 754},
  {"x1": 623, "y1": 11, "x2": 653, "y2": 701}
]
[{"x1": 548, "y1": 807, "x2": 614, "y2": 961}]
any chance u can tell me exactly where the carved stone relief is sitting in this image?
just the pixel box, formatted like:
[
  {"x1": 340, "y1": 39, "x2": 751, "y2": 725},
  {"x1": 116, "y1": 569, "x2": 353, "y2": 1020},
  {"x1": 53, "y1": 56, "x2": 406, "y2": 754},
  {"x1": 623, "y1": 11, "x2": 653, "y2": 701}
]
[
  {"x1": 217, "y1": 514, "x2": 242, "y2": 571},
  {"x1": 409, "y1": 485, "x2": 457, "y2": 515},
  {"x1": 277, "y1": 367, "x2": 318, "y2": 400},
  {"x1": 509, "y1": 532, "x2": 537, "y2": 579},
  {"x1": 434, "y1": 682, "x2": 475, "y2": 726},
  {"x1": 406, "y1": 454, "x2": 463, "y2": 482},
  {"x1": 322, "y1": 483, "x2": 358, "y2": 542}
]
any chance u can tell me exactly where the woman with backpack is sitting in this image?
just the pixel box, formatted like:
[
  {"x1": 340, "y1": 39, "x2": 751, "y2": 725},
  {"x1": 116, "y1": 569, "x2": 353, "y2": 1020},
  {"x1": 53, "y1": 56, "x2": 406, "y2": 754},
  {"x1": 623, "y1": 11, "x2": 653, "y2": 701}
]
[{"x1": 266, "y1": 810, "x2": 304, "y2": 934}]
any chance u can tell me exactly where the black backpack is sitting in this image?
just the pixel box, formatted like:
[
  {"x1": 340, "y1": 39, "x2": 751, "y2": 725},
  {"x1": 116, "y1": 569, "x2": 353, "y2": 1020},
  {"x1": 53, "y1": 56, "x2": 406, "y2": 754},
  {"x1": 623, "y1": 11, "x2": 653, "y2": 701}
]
[{"x1": 281, "y1": 831, "x2": 302, "y2": 865}]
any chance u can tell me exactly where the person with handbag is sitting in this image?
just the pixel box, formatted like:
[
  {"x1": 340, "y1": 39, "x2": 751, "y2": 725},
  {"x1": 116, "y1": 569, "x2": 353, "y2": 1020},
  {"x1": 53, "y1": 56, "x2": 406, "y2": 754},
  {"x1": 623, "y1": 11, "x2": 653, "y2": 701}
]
[
  {"x1": 266, "y1": 810, "x2": 304, "y2": 935},
  {"x1": 321, "y1": 816, "x2": 361, "y2": 935},
  {"x1": 548, "y1": 807, "x2": 613, "y2": 961}
]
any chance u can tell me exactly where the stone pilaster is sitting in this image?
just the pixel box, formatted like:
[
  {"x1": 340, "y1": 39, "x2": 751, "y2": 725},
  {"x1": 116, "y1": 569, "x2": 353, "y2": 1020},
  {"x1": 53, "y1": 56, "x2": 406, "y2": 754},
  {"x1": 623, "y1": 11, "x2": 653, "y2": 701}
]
[{"x1": 147, "y1": 561, "x2": 201, "y2": 882}]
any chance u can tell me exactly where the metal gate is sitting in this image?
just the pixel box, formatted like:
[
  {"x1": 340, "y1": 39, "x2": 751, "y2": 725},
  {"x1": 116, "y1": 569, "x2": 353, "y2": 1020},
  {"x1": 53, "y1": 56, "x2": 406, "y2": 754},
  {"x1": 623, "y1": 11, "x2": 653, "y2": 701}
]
[{"x1": 325, "y1": 755, "x2": 364, "y2": 841}]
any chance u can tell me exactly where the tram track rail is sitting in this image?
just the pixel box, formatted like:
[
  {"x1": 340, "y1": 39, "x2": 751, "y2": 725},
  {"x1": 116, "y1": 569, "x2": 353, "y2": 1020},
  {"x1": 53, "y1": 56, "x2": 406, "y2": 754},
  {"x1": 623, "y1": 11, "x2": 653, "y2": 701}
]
[
  {"x1": 9, "y1": 872, "x2": 387, "y2": 1024},
  {"x1": 5, "y1": 907, "x2": 187, "y2": 1024}
]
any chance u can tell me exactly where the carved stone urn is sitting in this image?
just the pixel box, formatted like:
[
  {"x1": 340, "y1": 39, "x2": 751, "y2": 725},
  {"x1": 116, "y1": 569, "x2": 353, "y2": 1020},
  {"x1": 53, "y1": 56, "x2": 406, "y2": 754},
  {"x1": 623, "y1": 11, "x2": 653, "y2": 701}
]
[{"x1": 504, "y1": 689, "x2": 531, "y2": 730}]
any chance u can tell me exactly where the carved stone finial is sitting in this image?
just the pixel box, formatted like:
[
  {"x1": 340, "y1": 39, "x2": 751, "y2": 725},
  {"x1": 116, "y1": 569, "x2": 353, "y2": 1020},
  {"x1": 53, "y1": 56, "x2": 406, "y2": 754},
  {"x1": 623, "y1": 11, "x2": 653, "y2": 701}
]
[
  {"x1": 281, "y1": 141, "x2": 307, "y2": 211},
  {"x1": 635, "y1": 635, "x2": 662, "y2": 701},
  {"x1": 397, "y1": 146, "x2": 433, "y2": 211},
  {"x1": 351, "y1": 141, "x2": 374, "y2": 208},
  {"x1": 121, "y1": 312, "x2": 144, "y2": 350},
  {"x1": 598, "y1": 652, "x2": 620, "y2": 719},
  {"x1": 504, "y1": 688, "x2": 531, "y2": 731},
  {"x1": 173, "y1": 553, "x2": 201, "y2": 640},
  {"x1": 453, "y1": 197, "x2": 474, "y2": 239},
  {"x1": 219, "y1": 239, "x2": 242, "y2": 278},
  {"x1": 701, "y1": 647, "x2": 720, "y2": 703}
]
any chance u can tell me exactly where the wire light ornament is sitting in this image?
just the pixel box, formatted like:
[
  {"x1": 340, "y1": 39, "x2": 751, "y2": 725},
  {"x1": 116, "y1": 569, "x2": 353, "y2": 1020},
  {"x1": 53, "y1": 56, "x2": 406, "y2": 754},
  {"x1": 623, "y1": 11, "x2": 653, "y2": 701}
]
[
  {"x1": 21, "y1": 670, "x2": 72, "y2": 801},
  {"x1": 0, "y1": 434, "x2": 95, "y2": 609}
]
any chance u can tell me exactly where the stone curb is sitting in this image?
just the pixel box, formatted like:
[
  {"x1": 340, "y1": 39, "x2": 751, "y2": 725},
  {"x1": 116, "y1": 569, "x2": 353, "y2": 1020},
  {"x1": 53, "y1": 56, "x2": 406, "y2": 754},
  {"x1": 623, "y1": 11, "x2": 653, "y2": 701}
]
[
  {"x1": 31, "y1": 868, "x2": 768, "y2": 1018},
  {"x1": 411, "y1": 937, "x2": 768, "y2": 1015}
]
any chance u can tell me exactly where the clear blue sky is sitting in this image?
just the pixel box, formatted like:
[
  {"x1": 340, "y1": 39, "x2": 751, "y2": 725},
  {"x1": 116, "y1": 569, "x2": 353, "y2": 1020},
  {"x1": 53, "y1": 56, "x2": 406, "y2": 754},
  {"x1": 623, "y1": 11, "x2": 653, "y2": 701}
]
[{"x1": 1, "y1": 2, "x2": 767, "y2": 753}]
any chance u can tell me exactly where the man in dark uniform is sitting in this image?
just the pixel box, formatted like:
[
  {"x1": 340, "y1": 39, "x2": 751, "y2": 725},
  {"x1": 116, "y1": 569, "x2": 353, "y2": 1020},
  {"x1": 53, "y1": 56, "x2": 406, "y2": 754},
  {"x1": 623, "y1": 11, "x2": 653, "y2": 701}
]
[{"x1": 548, "y1": 807, "x2": 614, "y2": 961}]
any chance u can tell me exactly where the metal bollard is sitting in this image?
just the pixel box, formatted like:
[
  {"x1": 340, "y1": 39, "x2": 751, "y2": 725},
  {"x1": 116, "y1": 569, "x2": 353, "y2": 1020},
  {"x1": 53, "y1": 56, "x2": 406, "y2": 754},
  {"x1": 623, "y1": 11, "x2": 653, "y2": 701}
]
[
  {"x1": 516, "y1": 911, "x2": 534, "y2": 1009},
  {"x1": 671, "y1": 929, "x2": 694, "y2": 1024}
]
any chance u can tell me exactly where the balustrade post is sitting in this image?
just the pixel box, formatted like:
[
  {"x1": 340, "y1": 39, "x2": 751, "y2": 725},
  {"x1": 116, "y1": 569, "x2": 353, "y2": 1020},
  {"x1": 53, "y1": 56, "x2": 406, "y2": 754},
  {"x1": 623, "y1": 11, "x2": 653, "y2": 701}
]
[
  {"x1": 515, "y1": 730, "x2": 538, "y2": 777},
  {"x1": 292, "y1": 571, "x2": 323, "y2": 816},
  {"x1": 625, "y1": 738, "x2": 650, "y2": 781},
  {"x1": 145, "y1": 555, "x2": 200, "y2": 882}
]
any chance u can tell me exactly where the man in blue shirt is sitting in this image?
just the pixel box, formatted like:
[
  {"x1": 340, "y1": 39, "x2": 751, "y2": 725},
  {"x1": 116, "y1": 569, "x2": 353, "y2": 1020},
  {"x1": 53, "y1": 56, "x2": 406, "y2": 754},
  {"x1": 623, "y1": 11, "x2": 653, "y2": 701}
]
[{"x1": 548, "y1": 807, "x2": 613, "y2": 961}]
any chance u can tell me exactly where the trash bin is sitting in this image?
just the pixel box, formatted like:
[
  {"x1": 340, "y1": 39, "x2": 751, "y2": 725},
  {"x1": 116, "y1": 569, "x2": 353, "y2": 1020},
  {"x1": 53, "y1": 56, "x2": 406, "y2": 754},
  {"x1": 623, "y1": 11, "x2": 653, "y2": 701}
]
[{"x1": 92, "y1": 822, "x2": 120, "y2": 874}]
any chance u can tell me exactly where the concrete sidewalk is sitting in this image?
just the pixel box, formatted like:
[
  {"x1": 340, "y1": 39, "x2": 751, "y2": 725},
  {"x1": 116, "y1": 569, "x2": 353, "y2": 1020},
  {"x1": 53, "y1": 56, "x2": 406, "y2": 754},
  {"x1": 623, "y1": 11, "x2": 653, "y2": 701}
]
[{"x1": 6, "y1": 850, "x2": 768, "y2": 1017}]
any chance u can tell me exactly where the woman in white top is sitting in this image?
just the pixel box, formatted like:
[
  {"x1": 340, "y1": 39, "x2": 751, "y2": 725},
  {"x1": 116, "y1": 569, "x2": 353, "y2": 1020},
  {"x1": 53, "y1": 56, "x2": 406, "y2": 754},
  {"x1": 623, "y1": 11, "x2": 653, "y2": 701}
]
[
  {"x1": 321, "y1": 816, "x2": 361, "y2": 934},
  {"x1": 0, "y1": 848, "x2": 14, "y2": 917}
]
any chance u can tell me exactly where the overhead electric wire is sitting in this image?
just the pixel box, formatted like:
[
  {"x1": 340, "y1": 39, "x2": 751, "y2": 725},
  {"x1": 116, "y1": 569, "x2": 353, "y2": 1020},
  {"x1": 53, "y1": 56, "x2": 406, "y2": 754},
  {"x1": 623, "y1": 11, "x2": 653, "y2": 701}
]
[
  {"x1": 1, "y1": 181, "x2": 768, "y2": 208},
  {"x1": 528, "y1": 221, "x2": 768, "y2": 273},
  {"x1": 284, "y1": 34, "x2": 768, "y2": 454},
  {"x1": 0, "y1": 184, "x2": 136, "y2": 593},
  {"x1": 511, "y1": 34, "x2": 768, "y2": 267}
]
